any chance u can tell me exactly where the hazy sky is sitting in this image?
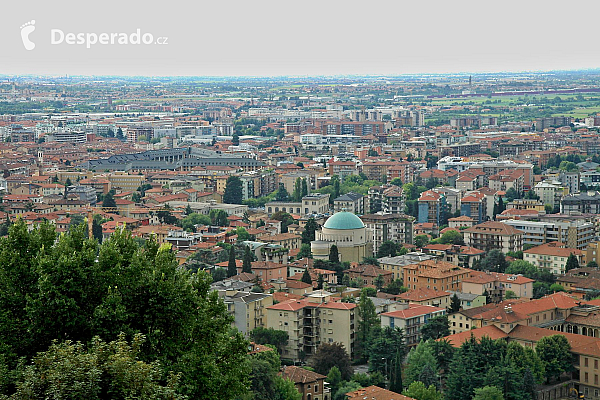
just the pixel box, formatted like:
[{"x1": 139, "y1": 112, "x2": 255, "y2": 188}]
[{"x1": 1, "y1": 0, "x2": 597, "y2": 77}]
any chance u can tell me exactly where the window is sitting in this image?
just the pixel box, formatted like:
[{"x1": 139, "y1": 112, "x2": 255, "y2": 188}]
[
  {"x1": 315, "y1": 385, "x2": 319, "y2": 393},
  {"x1": 585, "y1": 372, "x2": 589, "y2": 383},
  {"x1": 586, "y1": 358, "x2": 589, "y2": 368}
]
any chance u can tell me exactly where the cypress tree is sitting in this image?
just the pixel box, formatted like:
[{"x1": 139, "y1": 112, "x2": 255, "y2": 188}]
[
  {"x1": 301, "y1": 269, "x2": 312, "y2": 285},
  {"x1": 242, "y1": 246, "x2": 253, "y2": 274},
  {"x1": 227, "y1": 246, "x2": 237, "y2": 277}
]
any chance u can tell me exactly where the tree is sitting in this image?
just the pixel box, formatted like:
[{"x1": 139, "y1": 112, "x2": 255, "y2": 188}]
[
  {"x1": 102, "y1": 192, "x2": 117, "y2": 209},
  {"x1": 209, "y1": 209, "x2": 229, "y2": 227},
  {"x1": 297, "y1": 243, "x2": 312, "y2": 259},
  {"x1": 227, "y1": 246, "x2": 237, "y2": 277},
  {"x1": 450, "y1": 293, "x2": 461, "y2": 313},
  {"x1": 275, "y1": 183, "x2": 290, "y2": 202},
  {"x1": 292, "y1": 178, "x2": 303, "y2": 202},
  {"x1": 329, "y1": 245, "x2": 340, "y2": 264},
  {"x1": 402, "y1": 381, "x2": 442, "y2": 400},
  {"x1": 420, "y1": 315, "x2": 450, "y2": 341},
  {"x1": 212, "y1": 267, "x2": 227, "y2": 282},
  {"x1": 504, "y1": 290, "x2": 518, "y2": 299},
  {"x1": 301, "y1": 269, "x2": 312, "y2": 285},
  {"x1": 389, "y1": 347, "x2": 403, "y2": 393},
  {"x1": 301, "y1": 218, "x2": 317, "y2": 244},
  {"x1": 374, "y1": 274, "x2": 385, "y2": 290},
  {"x1": 65, "y1": 177, "x2": 73, "y2": 187},
  {"x1": 565, "y1": 253, "x2": 579, "y2": 272},
  {"x1": 377, "y1": 241, "x2": 405, "y2": 258},
  {"x1": 333, "y1": 381, "x2": 361, "y2": 400},
  {"x1": 426, "y1": 339, "x2": 454, "y2": 378},
  {"x1": 472, "y1": 386, "x2": 504, "y2": 400},
  {"x1": 587, "y1": 261, "x2": 599, "y2": 269},
  {"x1": 504, "y1": 188, "x2": 519, "y2": 202},
  {"x1": 311, "y1": 343, "x2": 353, "y2": 380},
  {"x1": 11, "y1": 333, "x2": 185, "y2": 400},
  {"x1": 249, "y1": 327, "x2": 289, "y2": 354},
  {"x1": 522, "y1": 369, "x2": 536, "y2": 400},
  {"x1": 404, "y1": 341, "x2": 438, "y2": 387},
  {"x1": 180, "y1": 213, "x2": 212, "y2": 232},
  {"x1": 243, "y1": 245, "x2": 253, "y2": 273},
  {"x1": 505, "y1": 341, "x2": 545, "y2": 383},
  {"x1": 414, "y1": 235, "x2": 429, "y2": 248},
  {"x1": 357, "y1": 291, "x2": 379, "y2": 361},
  {"x1": 301, "y1": 179, "x2": 308, "y2": 198},
  {"x1": 535, "y1": 335, "x2": 572, "y2": 383},
  {"x1": 368, "y1": 327, "x2": 406, "y2": 381},
  {"x1": 232, "y1": 133, "x2": 239, "y2": 145},
  {"x1": 0, "y1": 220, "x2": 250, "y2": 400},
  {"x1": 116, "y1": 127, "x2": 124, "y2": 140},
  {"x1": 438, "y1": 230, "x2": 464, "y2": 245},
  {"x1": 479, "y1": 250, "x2": 508, "y2": 273},
  {"x1": 224, "y1": 176, "x2": 243, "y2": 205},
  {"x1": 315, "y1": 274, "x2": 324, "y2": 290},
  {"x1": 327, "y1": 366, "x2": 342, "y2": 393}
]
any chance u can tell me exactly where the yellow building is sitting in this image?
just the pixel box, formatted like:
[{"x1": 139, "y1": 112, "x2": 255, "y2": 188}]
[
  {"x1": 225, "y1": 292, "x2": 273, "y2": 336},
  {"x1": 107, "y1": 172, "x2": 145, "y2": 192},
  {"x1": 266, "y1": 297, "x2": 357, "y2": 362}
]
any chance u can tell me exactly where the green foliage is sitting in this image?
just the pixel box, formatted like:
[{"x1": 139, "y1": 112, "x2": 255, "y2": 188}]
[
  {"x1": 224, "y1": 176, "x2": 243, "y2": 205},
  {"x1": 275, "y1": 184, "x2": 290, "y2": 202},
  {"x1": 297, "y1": 243, "x2": 312, "y2": 259},
  {"x1": 402, "y1": 381, "x2": 442, "y2": 400},
  {"x1": 505, "y1": 290, "x2": 517, "y2": 299},
  {"x1": 505, "y1": 341, "x2": 545, "y2": 384},
  {"x1": 301, "y1": 218, "x2": 318, "y2": 245},
  {"x1": 404, "y1": 341, "x2": 438, "y2": 387},
  {"x1": 376, "y1": 241, "x2": 407, "y2": 258},
  {"x1": 535, "y1": 335, "x2": 572, "y2": 383},
  {"x1": 450, "y1": 293, "x2": 461, "y2": 313},
  {"x1": 333, "y1": 381, "x2": 361, "y2": 400},
  {"x1": 381, "y1": 279, "x2": 408, "y2": 295},
  {"x1": 102, "y1": 192, "x2": 117, "y2": 209},
  {"x1": 209, "y1": 209, "x2": 229, "y2": 227},
  {"x1": 368, "y1": 327, "x2": 406, "y2": 381},
  {"x1": 311, "y1": 343, "x2": 353, "y2": 381},
  {"x1": 472, "y1": 386, "x2": 505, "y2": 400},
  {"x1": 549, "y1": 283, "x2": 565, "y2": 292},
  {"x1": 414, "y1": 235, "x2": 429, "y2": 248},
  {"x1": 357, "y1": 291, "x2": 379, "y2": 361},
  {"x1": 243, "y1": 246, "x2": 253, "y2": 273},
  {"x1": 420, "y1": 315, "x2": 450, "y2": 341},
  {"x1": 0, "y1": 219, "x2": 250, "y2": 399},
  {"x1": 505, "y1": 260, "x2": 555, "y2": 284},
  {"x1": 329, "y1": 245, "x2": 340, "y2": 264},
  {"x1": 436, "y1": 230, "x2": 464, "y2": 245},
  {"x1": 227, "y1": 246, "x2": 237, "y2": 277},
  {"x1": 327, "y1": 366, "x2": 342, "y2": 392},
  {"x1": 249, "y1": 328, "x2": 288, "y2": 355},
  {"x1": 587, "y1": 261, "x2": 599, "y2": 269},
  {"x1": 179, "y1": 213, "x2": 211, "y2": 232},
  {"x1": 11, "y1": 333, "x2": 184, "y2": 400},
  {"x1": 565, "y1": 253, "x2": 580, "y2": 272},
  {"x1": 301, "y1": 269, "x2": 312, "y2": 285},
  {"x1": 478, "y1": 250, "x2": 508, "y2": 273}
]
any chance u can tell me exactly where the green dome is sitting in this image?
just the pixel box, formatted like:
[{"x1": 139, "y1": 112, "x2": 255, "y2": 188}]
[{"x1": 323, "y1": 212, "x2": 365, "y2": 230}]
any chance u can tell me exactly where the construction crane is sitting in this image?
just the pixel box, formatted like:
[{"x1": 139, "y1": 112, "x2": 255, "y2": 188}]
[{"x1": 570, "y1": 387, "x2": 585, "y2": 400}]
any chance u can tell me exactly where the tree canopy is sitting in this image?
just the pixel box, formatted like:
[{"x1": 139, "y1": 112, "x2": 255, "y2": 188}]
[{"x1": 0, "y1": 219, "x2": 250, "y2": 399}]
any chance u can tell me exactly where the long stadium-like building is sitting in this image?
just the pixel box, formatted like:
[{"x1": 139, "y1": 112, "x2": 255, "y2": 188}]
[{"x1": 79, "y1": 147, "x2": 265, "y2": 172}]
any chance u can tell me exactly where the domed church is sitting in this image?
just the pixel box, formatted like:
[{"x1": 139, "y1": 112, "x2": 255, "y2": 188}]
[{"x1": 311, "y1": 211, "x2": 373, "y2": 263}]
